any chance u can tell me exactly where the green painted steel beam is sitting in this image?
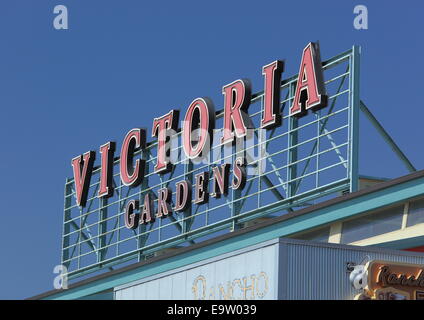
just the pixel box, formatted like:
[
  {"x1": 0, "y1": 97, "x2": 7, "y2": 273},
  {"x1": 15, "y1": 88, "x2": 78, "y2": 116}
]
[
  {"x1": 348, "y1": 45, "x2": 360, "y2": 193},
  {"x1": 360, "y1": 100, "x2": 416, "y2": 173},
  {"x1": 372, "y1": 236, "x2": 424, "y2": 250}
]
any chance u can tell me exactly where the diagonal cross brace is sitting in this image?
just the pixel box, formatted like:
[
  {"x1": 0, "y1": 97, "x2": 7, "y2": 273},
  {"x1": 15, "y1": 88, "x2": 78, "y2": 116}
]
[{"x1": 360, "y1": 100, "x2": 416, "y2": 173}]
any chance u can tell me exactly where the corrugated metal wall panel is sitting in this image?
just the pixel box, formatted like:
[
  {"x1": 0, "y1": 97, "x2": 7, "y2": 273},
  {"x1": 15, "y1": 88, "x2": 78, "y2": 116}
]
[{"x1": 282, "y1": 240, "x2": 424, "y2": 300}]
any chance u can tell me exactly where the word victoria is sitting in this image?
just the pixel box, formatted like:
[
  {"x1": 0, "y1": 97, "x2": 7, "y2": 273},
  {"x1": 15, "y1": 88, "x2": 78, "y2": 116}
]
[{"x1": 71, "y1": 42, "x2": 328, "y2": 229}]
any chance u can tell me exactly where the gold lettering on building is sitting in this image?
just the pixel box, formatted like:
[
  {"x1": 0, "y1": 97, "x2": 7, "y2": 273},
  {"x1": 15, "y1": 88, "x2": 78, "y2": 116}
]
[{"x1": 191, "y1": 271, "x2": 269, "y2": 300}]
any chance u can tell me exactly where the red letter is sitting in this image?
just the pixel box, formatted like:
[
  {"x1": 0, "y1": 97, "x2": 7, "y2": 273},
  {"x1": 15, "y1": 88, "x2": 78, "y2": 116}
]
[
  {"x1": 194, "y1": 172, "x2": 209, "y2": 204},
  {"x1": 182, "y1": 98, "x2": 215, "y2": 160},
  {"x1": 221, "y1": 79, "x2": 252, "y2": 144},
  {"x1": 232, "y1": 157, "x2": 246, "y2": 190},
  {"x1": 261, "y1": 60, "x2": 284, "y2": 129},
  {"x1": 140, "y1": 193, "x2": 154, "y2": 224},
  {"x1": 124, "y1": 200, "x2": 139, "y2": 229},
  {"x1": 98, "y1": 141, "x2": 116, "y2": 198},
  {"x1": 156, "y1": 187, "x2": 173, "y2": 218},
  {"x1": 211, "y1": 163, "x2": 230, "y2": 198},
  {"x1": 120, "y1": 128, "x2": 146, "y2": 187},
  {"x1": 71, "y1": 151, "x2": 96, "y2": 207},
  {"x1": 174, "y1": 180, "x2": 192, "y2": 212},
  {"x1": 152, "y1": 110, "x2": 179, "y2": 174},
  {"x1": 290, "y1": 42, "x2": 327, "y2": 117}
]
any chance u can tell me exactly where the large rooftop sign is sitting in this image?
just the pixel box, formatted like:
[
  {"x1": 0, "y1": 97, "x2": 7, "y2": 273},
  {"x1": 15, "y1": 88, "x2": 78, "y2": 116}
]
[{"x1": 63, "y1": 43, "x2": 361, "y2": 280}]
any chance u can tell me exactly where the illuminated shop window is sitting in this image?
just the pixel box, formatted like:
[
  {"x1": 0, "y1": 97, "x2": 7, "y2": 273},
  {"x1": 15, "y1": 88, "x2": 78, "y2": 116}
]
[
  {"x1": 291, "y1": 227, "x2": 330, "y2": 243},
  {"x1": 340, "y1": 205, "x2": 404, "y2": 244},
  {"x1": 406, "y1": 198, "x2": 424, "y2": 227}
]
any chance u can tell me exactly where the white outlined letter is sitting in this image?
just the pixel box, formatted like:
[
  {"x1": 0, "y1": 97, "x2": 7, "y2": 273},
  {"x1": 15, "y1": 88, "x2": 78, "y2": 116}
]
[
  {"x1": 353, "y1": 5, "x2": 368, "y2": 30},
  {"x1": 53, "y1": 5, "x2": 69, "y2": 30}
]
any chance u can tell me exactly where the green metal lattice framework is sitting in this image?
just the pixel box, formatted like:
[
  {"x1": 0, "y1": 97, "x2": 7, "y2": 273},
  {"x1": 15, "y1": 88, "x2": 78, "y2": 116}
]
[{"x1": 62, "y1": 46, "x2": 364, "y2": 280}]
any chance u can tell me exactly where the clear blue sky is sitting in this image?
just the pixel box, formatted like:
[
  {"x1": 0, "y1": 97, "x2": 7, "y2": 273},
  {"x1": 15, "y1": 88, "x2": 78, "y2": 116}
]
[{"x1": 0, "y1": 0, "x2": 423, "y2": 299}]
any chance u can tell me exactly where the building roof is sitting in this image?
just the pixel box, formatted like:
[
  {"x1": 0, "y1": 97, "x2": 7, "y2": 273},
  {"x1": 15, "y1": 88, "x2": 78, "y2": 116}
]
[{"x1": 28, "y1": 169, "x2": 424, "y2": 300}]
